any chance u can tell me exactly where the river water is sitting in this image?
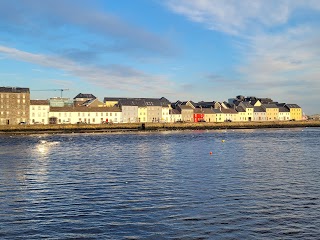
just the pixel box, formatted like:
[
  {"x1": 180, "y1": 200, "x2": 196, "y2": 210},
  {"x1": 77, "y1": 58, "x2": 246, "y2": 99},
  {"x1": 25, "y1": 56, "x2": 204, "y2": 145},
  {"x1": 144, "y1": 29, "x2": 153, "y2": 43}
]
[{"x1": 0, "y1": 128, "x2": 319, "y2": 239}]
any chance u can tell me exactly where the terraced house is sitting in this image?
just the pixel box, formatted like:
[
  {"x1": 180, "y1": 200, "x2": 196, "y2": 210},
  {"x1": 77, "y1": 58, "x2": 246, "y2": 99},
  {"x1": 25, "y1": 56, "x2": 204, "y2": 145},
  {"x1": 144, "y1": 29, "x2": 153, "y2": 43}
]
[
  {"x1": 49, "y1": 107, "x2": 122, "y2": 124},
  {"x1": 0, "y1": 87, "x2": 306, "y2": 125},
  {"x1": 285, "y1": 104, "x2": 302, "y2": 121}
]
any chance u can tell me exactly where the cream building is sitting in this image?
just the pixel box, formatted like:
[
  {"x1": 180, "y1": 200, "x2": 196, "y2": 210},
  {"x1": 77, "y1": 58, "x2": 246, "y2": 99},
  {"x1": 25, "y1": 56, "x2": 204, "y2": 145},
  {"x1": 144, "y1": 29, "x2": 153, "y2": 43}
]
[
  {"x1": 48, "y1": 107, "x2": 122, "y2": 124},
  {"x1": 30, "y1": 100, "x2": 50, "y2": 124}
]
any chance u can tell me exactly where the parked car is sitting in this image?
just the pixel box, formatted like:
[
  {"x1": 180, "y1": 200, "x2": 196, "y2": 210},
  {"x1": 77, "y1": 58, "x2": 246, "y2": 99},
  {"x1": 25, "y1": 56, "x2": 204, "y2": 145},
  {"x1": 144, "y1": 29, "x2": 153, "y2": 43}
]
[
  {"x1": 19, "y1": 121, "x2": 28, "y2": 125},
  {"x1": 198, "y1": 119, "x2": 206, "y2": 122}
]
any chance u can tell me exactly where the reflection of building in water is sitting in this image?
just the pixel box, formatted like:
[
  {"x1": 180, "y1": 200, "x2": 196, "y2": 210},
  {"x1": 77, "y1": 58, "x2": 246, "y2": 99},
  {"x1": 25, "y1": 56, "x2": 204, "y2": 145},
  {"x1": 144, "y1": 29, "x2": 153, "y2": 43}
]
[{"x1": 0, "y1": 87, "x2": 30, "y2": 125}]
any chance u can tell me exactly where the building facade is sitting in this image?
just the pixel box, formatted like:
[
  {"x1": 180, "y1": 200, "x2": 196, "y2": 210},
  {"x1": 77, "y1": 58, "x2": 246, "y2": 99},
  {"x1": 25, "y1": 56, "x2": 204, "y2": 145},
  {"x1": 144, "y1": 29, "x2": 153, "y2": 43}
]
[
  {"x1": 30, "y1": 100, "x2": 50, "y2": 124},
  {"x1": 0, "y1": 87, "x2": 30, "y2": 125}
]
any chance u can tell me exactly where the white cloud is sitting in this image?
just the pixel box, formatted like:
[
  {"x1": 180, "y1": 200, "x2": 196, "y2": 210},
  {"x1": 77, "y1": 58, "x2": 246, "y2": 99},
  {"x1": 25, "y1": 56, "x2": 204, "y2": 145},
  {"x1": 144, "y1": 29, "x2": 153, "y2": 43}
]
[
  {"x1": 165, "y1": 0, "x2": 320, "y2": 35},
  {"x1": 0, "y1": 45, "x2": 174, "y2": 95}
]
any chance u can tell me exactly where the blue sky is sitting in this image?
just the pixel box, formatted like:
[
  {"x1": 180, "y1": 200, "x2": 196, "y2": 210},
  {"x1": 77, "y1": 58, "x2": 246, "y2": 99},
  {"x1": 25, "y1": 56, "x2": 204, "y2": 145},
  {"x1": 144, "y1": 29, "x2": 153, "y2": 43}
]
[{"x1": 0, "y1": 0, "x2": 319, "y2": 114}]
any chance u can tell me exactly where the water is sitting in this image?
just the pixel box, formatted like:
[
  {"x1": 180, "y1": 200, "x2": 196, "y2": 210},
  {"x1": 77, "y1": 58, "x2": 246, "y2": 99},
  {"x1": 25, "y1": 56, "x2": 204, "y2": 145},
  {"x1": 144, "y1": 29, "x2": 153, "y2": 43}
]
[{"x1": 0, "y1": 128, "x2": 319, "y2": 239}]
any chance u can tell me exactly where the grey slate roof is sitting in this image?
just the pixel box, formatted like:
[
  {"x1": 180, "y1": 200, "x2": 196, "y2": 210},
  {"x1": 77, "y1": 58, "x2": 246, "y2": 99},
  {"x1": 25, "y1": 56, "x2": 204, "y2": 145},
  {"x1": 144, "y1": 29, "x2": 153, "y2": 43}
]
[
  {"x1": 221, "y1": 108, "x2": 238, "y2": 114},
  {"x1": 254, "y1": 106, "x2": 265, "y2": 112},
  {"x1": 241, "y1": 102, "x2": 254, "y2": 108},
  {"x1": 0, "y1": 87, "x2": 29, "y2": 93},
  {"x1": 279, "y1": 107, "x2": 290, "y2": 112},
  {"x1": 285, "y1": 104, "x2": 301, "y2": 108},
  {"x1": 202, "y1": 108, "x2": 214, "y2": 114},
  {"x1": 74, "y1": 93, "x2": 96, "y2": 99},
  {"x1": 170, "y1": 109, "x2": 181, "y2": 114},
  {"x1": 236, "y1": 106, "x2": 246, "y2": 112},
  {"x1": 262, "y1": 103, "x2": 278, "y2": 108}
]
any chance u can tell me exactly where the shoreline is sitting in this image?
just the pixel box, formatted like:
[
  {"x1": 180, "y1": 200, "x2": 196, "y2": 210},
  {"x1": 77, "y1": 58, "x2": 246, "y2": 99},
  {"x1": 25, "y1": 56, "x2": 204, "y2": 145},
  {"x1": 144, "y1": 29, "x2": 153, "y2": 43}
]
[{"x1": 0, "y1": 121, "x2": 319, "y2": 135}]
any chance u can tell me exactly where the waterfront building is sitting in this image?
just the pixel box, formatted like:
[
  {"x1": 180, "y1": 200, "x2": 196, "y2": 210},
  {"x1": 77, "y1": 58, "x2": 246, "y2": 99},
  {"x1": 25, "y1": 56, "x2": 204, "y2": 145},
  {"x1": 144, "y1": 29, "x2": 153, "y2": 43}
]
[
  {"x1": 169, "y1": 109, "x2": 182, "y2": 122},
  {"x1": 160, "y1": 97, "x2": 171, "y2": 123},
  {"x1": 138, "y1": 102, "x2": 147, "y2": 122},
  {"x1": 177, "y1": 105, "x2": 194, "y2": 122},
  {"x1": 212, "y1": 109, "x2": 225, "y2": 122},
  {"x1": 0, "y1": 87, "x2": 30, "y2": 125},
  {"x1": 285, "y1": 104, "x2": 302, "y2": 121},
  {"x1": 253, "y1": 106, "x2": 267, "y2": 121},
  {"x1": 221, "y1": 108, "x2": 238, "y2": 122},
  {"x1": 262, "y1": 104, "x2": 279, "y2": 121},
  {"x1": 202, "y1": 108, "x2": 215, "y2": 122},
  {"x1": 118, "y1": 99, "x2": 139, "y2": 123},
  {"x1": 30, "y1": 100, "x2": 50, "y2": 124},
  {"x1": 48, "y1": 106, "x2": 122, "y2": 124},
  {"x1": 238, "y1": 102, "x2": 254, "y2": 121},
  {"x1": 144, "y1": 99, "x2": 162, "y2": 123},
  {"x1": 278, "y1": 106, "x2": 290, "y2": 121},
  {"x1": 193, "y1": 108, "x2": 204, "y2": 122}
]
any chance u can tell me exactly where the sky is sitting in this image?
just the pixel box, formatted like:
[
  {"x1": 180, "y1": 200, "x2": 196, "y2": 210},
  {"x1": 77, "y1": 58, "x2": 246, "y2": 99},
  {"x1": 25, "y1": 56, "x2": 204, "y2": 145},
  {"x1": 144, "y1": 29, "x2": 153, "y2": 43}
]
[{"x1": 0, "y1": 0, "x2": 319, "y2": 114}]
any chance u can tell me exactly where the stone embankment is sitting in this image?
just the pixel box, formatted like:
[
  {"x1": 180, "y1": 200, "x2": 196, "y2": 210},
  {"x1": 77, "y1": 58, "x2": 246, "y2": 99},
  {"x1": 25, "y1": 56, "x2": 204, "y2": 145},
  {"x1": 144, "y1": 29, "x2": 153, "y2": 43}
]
[{"x1": 0, "y1": 121, "x2": 319, "y2": 135}]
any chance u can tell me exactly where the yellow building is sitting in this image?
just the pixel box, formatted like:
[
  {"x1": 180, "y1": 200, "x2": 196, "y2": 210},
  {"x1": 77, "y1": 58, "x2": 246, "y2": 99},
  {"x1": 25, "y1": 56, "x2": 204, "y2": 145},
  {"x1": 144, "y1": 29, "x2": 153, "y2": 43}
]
[
  {"x1": 237, "y1": 102, "x2": 254, "y2": 121},
  {"x1": 285, "y1": 104, "x2": 302, "y2": 120},
  {"x1": 262, "y1": 104, "x2": 279, "y2": 121},
  {"x1": 138, "y1": 106, "x2": 147, "y2": 122}
]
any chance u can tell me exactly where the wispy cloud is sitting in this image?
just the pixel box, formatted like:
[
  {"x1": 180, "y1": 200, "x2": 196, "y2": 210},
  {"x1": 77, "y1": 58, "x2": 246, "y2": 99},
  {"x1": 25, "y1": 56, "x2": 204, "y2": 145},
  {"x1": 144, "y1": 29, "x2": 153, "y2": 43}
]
[
  {"x1": 0, "y1": 45, "x2": 174, "y2": 95},
  {"x1": 0, "y1": 0, "x2": 176, "y2": 58},
  {"x1": 165, "y1": 0, "x2": 320, "y2": 35},
  {"x1": 237, "y1": 25, "x2": 320, "y2": 99}
]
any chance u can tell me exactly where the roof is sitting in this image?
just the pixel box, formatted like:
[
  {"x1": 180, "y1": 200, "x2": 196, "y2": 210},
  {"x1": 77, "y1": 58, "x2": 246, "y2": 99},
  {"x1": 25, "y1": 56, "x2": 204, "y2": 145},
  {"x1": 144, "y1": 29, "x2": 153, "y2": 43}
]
[
  {"x1": 194, "y1": 108, "x2": 203, "y2": 113},
  {"x1": 236, "y1": 106, "x2": 246, "y2": 112},
  {"x1": 0, "y1": 87, "x2": 29, "y2": 93},
  {"x1": 258, "y1": 98, "x2": 273, "y2": 104},
  {"x1": 73, "y1": 93, "x2": 96, "y2": 99},
  {"x1": 240, "y1": 102, "x2": 254, "y2": 108},
  {"x1": 197, "y1": 101, "x2": 216, "y2": 108},
  {"x1": 285, "y1": 104, "x2": 301, "y2": 109},
  {"x1": 212, "y1": 109, "x2": 222, "y2": 113},
  {"x1": 262, "y1": 103, "x2": 279, "y2": 108},
  {"x1": 254, "y1": 106, "x2": 265, "y2": 112},
  {"x1": 30, "y1": 100, "x2": 49, "y2": 105},
  {"x1": 50, "y1": 106, "x2": 121, "y2": 112},
  {"x1": 178, "y1": 105, "x2": 193, "y2": 110},
  {"x1": 202, "y1": 108, "x2": 214, "y2": 114},
  {"x1": 106, "y1": 97, "x2": 165, "y2": 107},
  {"x1": 221, "y1": 108, "x2": 238, "y2": 114},
  {"x1": 170, "y1": 109, "x2": 181, "y2": 114},
  {"x1": 279, "y1": 107, "x2": 290, "y2": 112},
  {"x1": 103, "y1": 97, "x2": 127, "y2": 102}
]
